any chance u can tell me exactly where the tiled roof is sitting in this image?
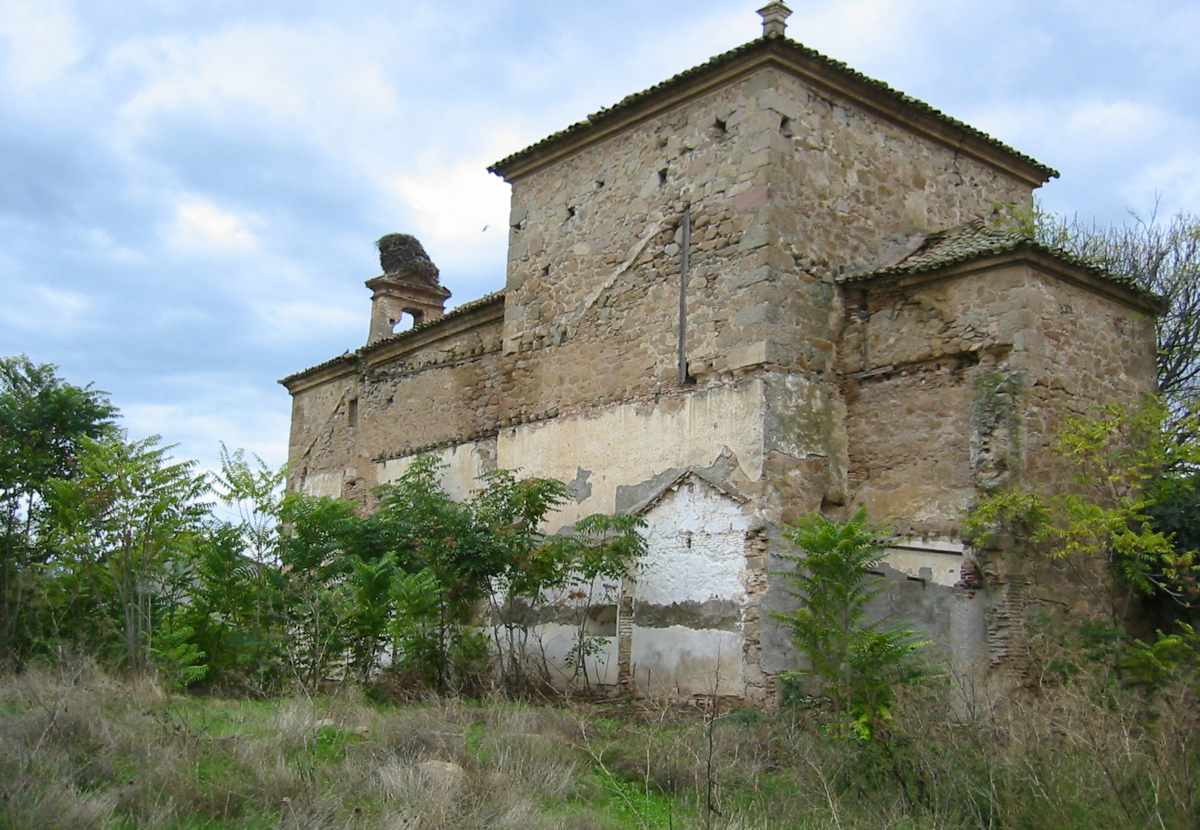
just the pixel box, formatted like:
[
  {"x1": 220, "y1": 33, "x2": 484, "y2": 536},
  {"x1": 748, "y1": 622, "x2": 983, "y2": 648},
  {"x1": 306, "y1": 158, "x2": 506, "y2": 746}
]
[
  {"x1": 488, "y1": 35, "x2": 1057, "y2": 182},
  {"x1": 279, "y1": 290, "x2": 505, "y2": 387},
  {"x1": 840, "y1": 221, "x2": 1162, "y2": 307}
]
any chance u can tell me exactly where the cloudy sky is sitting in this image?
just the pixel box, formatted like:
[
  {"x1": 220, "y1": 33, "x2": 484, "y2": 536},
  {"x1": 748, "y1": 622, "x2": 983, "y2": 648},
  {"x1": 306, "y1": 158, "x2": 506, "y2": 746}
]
[{"x1": 1, "y1": 0, "x2": 1197, "y2": 474}]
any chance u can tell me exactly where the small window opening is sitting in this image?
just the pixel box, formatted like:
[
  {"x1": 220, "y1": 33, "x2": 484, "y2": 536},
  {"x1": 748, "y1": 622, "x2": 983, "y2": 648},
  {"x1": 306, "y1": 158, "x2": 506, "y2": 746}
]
[
  {"x1": 779, "y1": 115, "x2": 793, "y2": 137},
  {"x1": 347, "y1": 397, "x2": 358, "y2": 427},
  {"x1": 391, "y1": 308, "x2": 423, "y2": 334},
  {"x1": 714, "y1": 117, "x2": 727, "y2": 133},
  {"x1": 657, "y1": 168, "x2": 668, "y2": 187}
]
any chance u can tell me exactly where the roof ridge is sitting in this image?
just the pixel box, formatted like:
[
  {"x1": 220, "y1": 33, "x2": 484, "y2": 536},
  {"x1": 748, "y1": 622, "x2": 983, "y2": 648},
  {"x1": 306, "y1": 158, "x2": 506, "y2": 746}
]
[{"x1": 488, "y1": 35, "x2": 1057, "y2": 182}]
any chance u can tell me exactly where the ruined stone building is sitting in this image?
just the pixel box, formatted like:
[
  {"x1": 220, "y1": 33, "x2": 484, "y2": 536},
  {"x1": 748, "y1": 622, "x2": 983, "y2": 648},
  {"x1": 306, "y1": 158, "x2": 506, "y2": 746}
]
[{"x1": 281, "y1": 4, "x2": 1160, "y2": 702}]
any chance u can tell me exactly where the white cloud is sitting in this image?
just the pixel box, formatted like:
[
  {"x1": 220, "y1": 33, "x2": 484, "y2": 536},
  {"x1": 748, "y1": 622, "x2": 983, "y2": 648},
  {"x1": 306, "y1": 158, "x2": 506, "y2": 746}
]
[
  {"x1": 966, "y1": 97, "x2": 1183, "y2": 170},
  {"x1": 0, "y1": 0, "x2": 87, "y2": 89},
  {"x1": 793, "y1": 0, "x2": 931, "y2": 66},
  {"x1": 1122, "y1": 155, "x2": 1200, "y2": 220},
  {"x1": 0, "y1": 285, "x2": 93, "y2": 333},
  {"x1": 167, "y1": 195, "x2": 261, "y2": 254},
  {"x1": 1064, "y1": 100, "x2": 1170, "y2": 148},
  {"x1": 249, "y1": 299, "x2": 363, "y2": 346},
  {"x1": 82, "y1": 227, "x2": 147, "y2": 265},
  {"x1": 121, "y1": 394, "x2": 291, "y2": 471},
  {"x1": 108, "y1": 20, "x2": 410, "y2": 157},
  {"x1": 388, "y1": 144, "x2": 516, "y2": 276}
]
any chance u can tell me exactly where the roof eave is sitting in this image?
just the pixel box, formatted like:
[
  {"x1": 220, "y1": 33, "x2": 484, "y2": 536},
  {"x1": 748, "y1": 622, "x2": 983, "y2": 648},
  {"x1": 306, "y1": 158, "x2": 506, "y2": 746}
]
[
  {"x1": 488, "y1": 38, "x2": 1057, "y2": 188},
  {"x1": 842, "y1": 245, "x2": 1165, "y2": 316},
  {"x1": 278, "y1": 291, "x2": 507, "y2": 394}
]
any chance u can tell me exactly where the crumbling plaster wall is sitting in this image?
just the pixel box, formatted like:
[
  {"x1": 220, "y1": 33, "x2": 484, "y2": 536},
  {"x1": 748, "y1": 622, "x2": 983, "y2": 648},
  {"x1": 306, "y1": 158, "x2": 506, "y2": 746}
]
[
  {"x1": 376, "y1": 438, "x2": 498, "y2": 501},
  {"x1": 628, "y1": 478, "x2": 753, "y2": 697},
  {"x1": 496, "y1": 379, "x2": 765, "y2": 529}
]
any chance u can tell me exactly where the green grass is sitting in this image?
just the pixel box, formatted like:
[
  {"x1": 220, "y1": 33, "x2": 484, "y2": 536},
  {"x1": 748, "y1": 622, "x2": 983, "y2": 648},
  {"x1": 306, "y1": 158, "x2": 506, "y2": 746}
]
[{"x1": 1, "y1": 663, "x2": 1197, "y2": 829}]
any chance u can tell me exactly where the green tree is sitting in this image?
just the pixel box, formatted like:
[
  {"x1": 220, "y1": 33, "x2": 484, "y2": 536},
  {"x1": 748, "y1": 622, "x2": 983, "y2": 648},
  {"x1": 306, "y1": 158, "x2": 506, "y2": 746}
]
[
  {"x1": 0, "y1": 356, "x2": 116, "y2": 665},
  {"x1": 370, "y1": 456, "x2": 647, "y2": 693},
  {"x1": 559, "y1": 513, "x2": 646, "y2": 689},
  {"x1": 471, "y1": 468, "x2": 572, "y2": 691},
  {"x1": 44, "y1": 435, "x2": 210, "y2": 672},
  {"x1": 965, "y1": 398, "x2": 1200, "y2": 619},
  {"x1": 370, "y1": 456, "x2": 482, "y2": 690},
  {"x1": 775, "y1": 509, "x2": 925, "y2": 740},
  {"x1": 179, "y1": 521, "x2": 287, "y2": 693},
  {"x1": 275, "y1": 492, "x2": 362, "y2": 692},
  {"x1": 211, "y1": 443, "x2": 285, "y2": 564}
]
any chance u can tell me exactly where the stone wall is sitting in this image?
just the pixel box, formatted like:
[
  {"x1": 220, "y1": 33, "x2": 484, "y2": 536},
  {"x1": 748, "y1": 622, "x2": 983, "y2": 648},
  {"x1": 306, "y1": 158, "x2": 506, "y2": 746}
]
[
  {"x1": 757, "y1": 67, "x2": 1036, "y2": 540},
  {"x1": 286, "y1": 304, "x2": 504, "y2": 502},
  {"x1": 501, "y1": 71, "x2": 777, "y2": 421},
  {"x1": 281, "y1": 46, "x2": 1156, "y2": 703},
  {"x1": 834, "y1": 260, "x2": 1158, "y2": 688},
  {"x1": 838, "y1": 261, "x2": 1158, "y2": 534}
]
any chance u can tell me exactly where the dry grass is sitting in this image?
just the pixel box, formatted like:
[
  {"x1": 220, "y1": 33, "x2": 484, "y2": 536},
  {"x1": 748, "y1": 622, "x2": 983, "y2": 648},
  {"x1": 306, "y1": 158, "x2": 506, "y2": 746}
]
[{"x1": 1, "y1": 661, "x2": 1197, "y2": 829}]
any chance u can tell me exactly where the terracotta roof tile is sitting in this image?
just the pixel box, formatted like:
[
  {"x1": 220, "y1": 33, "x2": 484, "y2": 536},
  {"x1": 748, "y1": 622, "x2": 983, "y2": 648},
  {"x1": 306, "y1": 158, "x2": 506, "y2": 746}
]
[{"x1": 840, "y1": 221, "x2": 1162, "y2": 308}]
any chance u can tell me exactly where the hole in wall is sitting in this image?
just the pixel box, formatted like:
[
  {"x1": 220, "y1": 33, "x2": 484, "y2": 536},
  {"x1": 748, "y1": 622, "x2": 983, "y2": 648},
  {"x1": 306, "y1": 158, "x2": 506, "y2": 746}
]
[
  {"x1": 595, "y1": 179, "x2": 605, "y2": 189},
  {"x1": 714, "y1": 116, "x2": 727, "y2": 133},
  {"x1": 779, "y1": 115, "x2": 793, "y2": 137},
  {"x1": 391, "y1": 312, "x2": 417, "y2": 333},
  {"x1": 658, "y1": 168, "x2": 668, "y2": 187},
  {"x1": 542, "y1": 263, "x2": 551, "y2": 277},
  {"x1": 565, "y1": 205, "x2": 576, "y2": 221},
  {"x1": 680, "y1": 360, "x2": 696, "y2": 386}
]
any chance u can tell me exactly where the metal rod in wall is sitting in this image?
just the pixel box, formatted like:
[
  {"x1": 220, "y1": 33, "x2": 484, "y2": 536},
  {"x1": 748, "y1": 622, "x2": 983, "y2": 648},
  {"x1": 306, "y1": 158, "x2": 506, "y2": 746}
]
[{"x1": 677, "y1": 206, "x2": 691, "y2": 385}]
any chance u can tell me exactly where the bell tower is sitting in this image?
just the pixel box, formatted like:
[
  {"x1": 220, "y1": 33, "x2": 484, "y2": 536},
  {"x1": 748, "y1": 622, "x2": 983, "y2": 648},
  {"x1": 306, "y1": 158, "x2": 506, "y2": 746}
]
[{"x1": 365, "y1": 233, "x2": 451, "y2": 344}]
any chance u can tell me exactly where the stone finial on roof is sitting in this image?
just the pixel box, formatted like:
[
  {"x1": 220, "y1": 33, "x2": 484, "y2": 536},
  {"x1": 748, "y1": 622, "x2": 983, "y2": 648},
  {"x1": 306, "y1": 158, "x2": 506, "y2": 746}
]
[{"x1": 756, "y1": 2, "x2": 792, "y2": 38}]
